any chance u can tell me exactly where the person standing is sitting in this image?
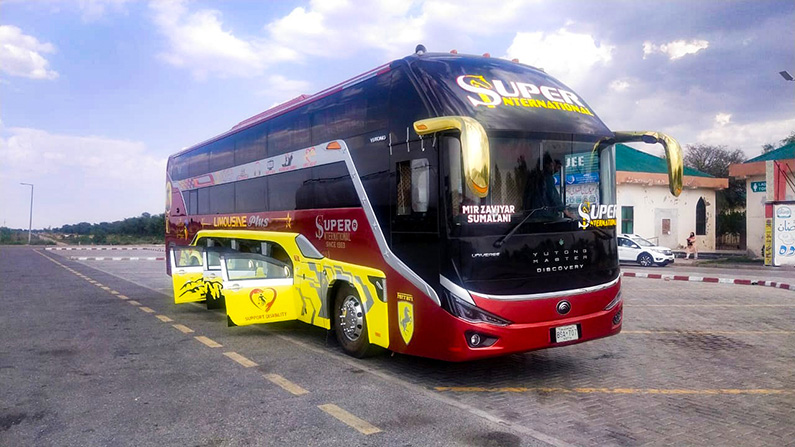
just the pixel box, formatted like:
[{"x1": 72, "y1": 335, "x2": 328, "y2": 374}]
[{"x1": 685, "y1": 232, "x2": 698, "y2": 259}]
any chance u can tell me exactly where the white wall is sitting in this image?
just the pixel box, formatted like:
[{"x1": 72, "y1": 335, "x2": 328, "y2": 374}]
[
  {"x1": 617, "y1": 184, "x2": 717, "y2": 251},
  {"x1": 745, "y1": 174, "x2": 767, "y2": 258}
]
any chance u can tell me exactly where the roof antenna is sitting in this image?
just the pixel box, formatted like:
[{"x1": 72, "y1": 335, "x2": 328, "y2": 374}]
[{"x1": 415, "y1": 44, "x2": 427, "y2": 55}]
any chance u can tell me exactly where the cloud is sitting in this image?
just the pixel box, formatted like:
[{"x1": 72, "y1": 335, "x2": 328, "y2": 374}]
[
  {"x1": 0, "y1": 25, "x2": 58, "y2": 80},
  {"x1": 609, "y1": 79, "x2": 631, "y2": 92},
  {"x1": 505, "y1": 29, "x2": 614, "y2": 88},
  {"x1": 0, "y1": 127, "x2": 167, "y2": 227},
  {"x1": 77, "y1": 0, "x2": 133, "y2": 21},
  {"x1": 643, "y1": 39, "x2": 709, "y2": 60},
  {"x1": 696, "y1": 116, "x2": 795, "y2": 157},
  {"x1": 147, "y1": 0, "x2": 548, "y2": 80},
  {"x1": 0, "y1": 127, "x2": 165, "y2": 182},
  {"x1": 265, "y1": 0, "x2": 426, "y2": 59},
  {"x1": 715, "y1": 113, "x2": 732, "y2": 126},
  {"x1": 257, "y1": 75, "x2": 312, "y2": 104},
  {"x1": 149, "y1": 0, "x2": 297, "y2": 79}
]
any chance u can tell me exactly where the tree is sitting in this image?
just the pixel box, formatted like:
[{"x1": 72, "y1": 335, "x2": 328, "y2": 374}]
[
  {"x1": 683, "y1": 144, "x2": 746, "y2": 210},
  {"x1": 761, "y1": 130, "x2": 795, "y2": 153}
]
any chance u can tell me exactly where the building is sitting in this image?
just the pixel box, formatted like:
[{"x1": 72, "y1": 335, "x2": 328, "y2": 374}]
[
  {"x1": 615, "y1": 144, "x2": 728, "y2": 251},
  {"x1": 729, "y1": 143, "x2": 795, "y2": 264}
]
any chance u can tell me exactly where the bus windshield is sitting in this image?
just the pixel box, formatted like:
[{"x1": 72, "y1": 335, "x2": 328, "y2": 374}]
[{"x1": 444, "y1": 133, "x2": 616, "y2": 237}]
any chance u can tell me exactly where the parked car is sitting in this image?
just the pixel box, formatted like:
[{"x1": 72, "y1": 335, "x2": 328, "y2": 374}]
[{"x1": 617, "y1": 234, "x2": 675, "y2": 267}]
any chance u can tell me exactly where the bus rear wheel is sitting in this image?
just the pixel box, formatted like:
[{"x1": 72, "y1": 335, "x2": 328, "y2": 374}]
[{"x1": 334, "y1": 284, "x2": 374, "y2": 358}]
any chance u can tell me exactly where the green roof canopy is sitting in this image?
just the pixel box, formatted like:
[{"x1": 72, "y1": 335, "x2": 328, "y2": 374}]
[
  {"x1": 615, "y1": 143, "x2": 713, "y2": 178},
  {"x1": 744, "y1": 142, "x2": 795, "y2": 163}
]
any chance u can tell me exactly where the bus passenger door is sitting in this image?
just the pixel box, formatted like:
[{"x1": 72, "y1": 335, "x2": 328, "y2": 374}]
[
  {"x1": 170, "y1": 246, "x2": 206, "y2": 304},
  {"x1": 220, "y1": 253, "x2": 299, "y2": 327},
  {"x1": 389, "y1": 139, "x2": 440, "y2": 287}
]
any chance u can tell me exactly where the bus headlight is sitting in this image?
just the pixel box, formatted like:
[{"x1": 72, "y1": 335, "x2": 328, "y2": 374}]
[
  {"x1": 604, "y1": 290, "x2": 622, "y2": 311},
  {"x1": 441, "y1": 291, "x2": 511, "y2": 326}
]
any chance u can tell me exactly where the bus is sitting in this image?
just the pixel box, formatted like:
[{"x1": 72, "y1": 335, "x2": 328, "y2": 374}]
[{"x1": 165, "y1": 46, "x2": 683, "y2": 362}]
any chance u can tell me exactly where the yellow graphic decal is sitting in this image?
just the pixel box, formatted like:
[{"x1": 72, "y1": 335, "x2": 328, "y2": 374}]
[{"x1": 398, "y1": 300, "x2": 414, "y2": 345}]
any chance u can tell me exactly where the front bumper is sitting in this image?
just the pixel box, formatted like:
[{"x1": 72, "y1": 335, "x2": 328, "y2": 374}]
[{"x1": 431, "y1": 302, "x2": 623, "y2": 362}]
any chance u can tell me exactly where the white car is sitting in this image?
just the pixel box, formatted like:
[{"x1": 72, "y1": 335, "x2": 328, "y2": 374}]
[{"x1": 617, "y1": 234, "x2": 675, "y2": 267}]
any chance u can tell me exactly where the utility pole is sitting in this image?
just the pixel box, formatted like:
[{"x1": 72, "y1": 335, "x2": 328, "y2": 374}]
[{"x1": 20, "y1": 183, "x2": 34, "y2": 244}]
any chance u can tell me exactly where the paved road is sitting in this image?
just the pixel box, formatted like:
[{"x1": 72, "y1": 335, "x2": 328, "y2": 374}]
[{"x1": 2, "y1": 246, "x2": 794, "y2": 446}]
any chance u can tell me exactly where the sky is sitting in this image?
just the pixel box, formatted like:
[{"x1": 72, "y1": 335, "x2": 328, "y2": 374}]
[{"x1": 1, "y1": 0, "x2": 793, "y2": 229}]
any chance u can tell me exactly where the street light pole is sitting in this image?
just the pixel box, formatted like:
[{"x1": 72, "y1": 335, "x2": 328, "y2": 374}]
[{"x1": 20, "y1": 183, "x2": 34, "y2": 244}]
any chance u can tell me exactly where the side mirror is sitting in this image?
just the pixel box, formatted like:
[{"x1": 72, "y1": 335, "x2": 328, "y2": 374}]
[
  {"x1": 593, "y1": 131, "x2": 683, "y2": 196},
  {"x1": 414, "y1": 116, "x2": 490, "y2": 198}
]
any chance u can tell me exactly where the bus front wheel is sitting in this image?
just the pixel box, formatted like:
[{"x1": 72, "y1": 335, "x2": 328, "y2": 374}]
[{"x1": 334, "y1": 284, "x2": 374, "y2": 358}]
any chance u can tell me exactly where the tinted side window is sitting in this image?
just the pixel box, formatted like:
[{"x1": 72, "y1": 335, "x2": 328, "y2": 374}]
[
  {"x1": 188, "y1": 145, "x2": 210, "y2": 177},
  {"x1": 364, "y1": 72, "x2": 390, "y2": 130},
  {"x1": 209, "y1": 183, "x2": 235, "y2": 214},
  {"x1": 197, "y1": 187, "x2": 210, "y2": 214},
  {"x1": 208, "y1": 141, "x2": 235, "y2": 172},
  {"x1": 171, "y1": 154, "x2": 189, "y2": 180},
  {"x1": 235, "y1": 176, "x2": 268, "y2": 213},
  {"x1": 310, "y1": 88, "x2": 367, "y2": 144},
  {"x1": 188, "y1": 190, "x2": 198, "y2": 215},
  {"x1": 268, "y1": 170, "x2": 311, "y2": 211},
  {"x1": 235, "y1": 123, "x2": 267, "y2": 165},
  {"x1": 312, "y1": 162, "x2": 360, "y2": 208},
  {"x1": 388, "y1": 67, "x2": 427, "y2": 142},
  {"x1": 268, "y1": 110, "x2": 310, "y2": 156}
]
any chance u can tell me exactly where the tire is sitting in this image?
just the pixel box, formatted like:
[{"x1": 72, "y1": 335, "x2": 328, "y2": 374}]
[
  {"x1": 638, "y1": 253, "x2": 654, "y2": 267},
  {"x1": 333, "y1": 284, "x2": 374, "y2": 358}
]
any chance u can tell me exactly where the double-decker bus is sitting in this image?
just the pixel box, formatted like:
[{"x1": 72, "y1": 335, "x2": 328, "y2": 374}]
[{"x1": 165, "y1": 46, "x2": 683, "y2": 362}]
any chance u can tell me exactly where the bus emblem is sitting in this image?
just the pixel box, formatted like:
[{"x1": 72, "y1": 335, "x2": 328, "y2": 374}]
[
  {"x1": 398, "y1": 301, "x2": 414, "y2": 345},
  {"x1": 556, "y1": 300, "x2": 571, "y2": 315}
]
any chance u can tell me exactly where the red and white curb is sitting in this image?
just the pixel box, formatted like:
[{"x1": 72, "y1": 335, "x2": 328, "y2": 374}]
[
  {"x1": 68, "y1": 256, "x2": 165, "y2": 261},
  {"x1": 622, "y1": 271, "x2": 792, "y2": 292}
]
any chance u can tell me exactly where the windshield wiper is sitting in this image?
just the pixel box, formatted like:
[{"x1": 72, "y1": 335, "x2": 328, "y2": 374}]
[{"x1": 493, "y1": 206, "x2": 559, "y2": 248}]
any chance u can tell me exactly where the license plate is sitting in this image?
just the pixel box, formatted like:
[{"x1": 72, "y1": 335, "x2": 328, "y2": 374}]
[{"x1": 553, "y1": 324, "x2": 580, "y2": 343}]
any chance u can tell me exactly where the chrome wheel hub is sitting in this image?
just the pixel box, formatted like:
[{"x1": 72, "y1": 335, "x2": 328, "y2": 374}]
[{"x1": 339, "y1": 295, "x2": 363, "y2": 341}]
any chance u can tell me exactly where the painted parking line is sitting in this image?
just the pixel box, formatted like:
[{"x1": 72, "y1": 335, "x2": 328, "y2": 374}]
[
  {"x1": 435, "y1": 386, "x2": 794, "y2": 396},
  {"x1": 139, "y1": 306, "x2": 156, "y2": 313},
  {"x1": 264, "y1": 373, "x2": 310, "y2": 396},
  {"x1": 155, "y1": 315, "x2": 173, "y2": 322},
  {"x1": 318, "y1": 404, "x2": 382, "y2": 435},
  {"x1": 223, "y1": 351, "x2": 258, "y2": 368},
  {"x1": 194, "y1": 336, "x2": 222, "y2": 348},
  {"x1": 172, "y1": 324, "x2": 194, "y2": 334},
  {"x1": 623, "y1": 330, "x2": 795, "y2": 335}
]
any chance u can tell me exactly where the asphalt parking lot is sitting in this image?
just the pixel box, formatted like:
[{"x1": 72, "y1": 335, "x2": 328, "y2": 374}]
[{"x1": 2, "y1": 246, "x2": 793, "y2": 446}]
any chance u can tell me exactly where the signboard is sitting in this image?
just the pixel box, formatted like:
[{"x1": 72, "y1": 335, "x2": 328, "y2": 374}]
[
  {"x1": 772, "y1": 205, "x2": 795, "y2": 266},
  {"x1": 562, "y1": 151, "x2": 600, "y2": 206},
  {"x1": 764, "y1": 219, "x2": 773, "y2": 266},
  {"x1": 750, "y1": 181, "x2": 766, "y2": 193}
]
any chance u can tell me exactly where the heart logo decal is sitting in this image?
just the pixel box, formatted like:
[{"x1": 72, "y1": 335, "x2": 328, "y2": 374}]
[{"x1": 249, "y1": 288, "x2": 277, "y2": 312}]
